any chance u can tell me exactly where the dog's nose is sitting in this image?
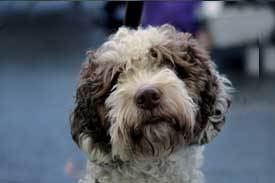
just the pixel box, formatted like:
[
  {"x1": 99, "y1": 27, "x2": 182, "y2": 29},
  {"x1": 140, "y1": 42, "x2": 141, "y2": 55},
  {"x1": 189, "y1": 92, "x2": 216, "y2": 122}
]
[{"x1": 135, "y1": 86, "x2": 161, "y2": 110}]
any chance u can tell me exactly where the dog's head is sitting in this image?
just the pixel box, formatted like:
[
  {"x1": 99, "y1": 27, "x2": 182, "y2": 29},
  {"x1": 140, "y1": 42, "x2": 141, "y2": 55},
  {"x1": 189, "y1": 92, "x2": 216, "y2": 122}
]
[{"x1": 70, "y1": 25, "x2": 232, "y2": 163}]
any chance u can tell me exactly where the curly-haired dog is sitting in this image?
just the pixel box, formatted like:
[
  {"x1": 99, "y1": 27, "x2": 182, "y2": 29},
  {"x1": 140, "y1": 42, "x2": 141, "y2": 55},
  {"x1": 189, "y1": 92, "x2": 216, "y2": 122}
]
[{"x1": 70, "y1": 24, "x2": 232, "y2": 183}]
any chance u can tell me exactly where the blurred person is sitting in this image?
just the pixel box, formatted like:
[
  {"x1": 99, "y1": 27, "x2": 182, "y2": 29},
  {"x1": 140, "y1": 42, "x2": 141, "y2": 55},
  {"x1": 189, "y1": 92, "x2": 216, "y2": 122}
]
[
  {"x1": 142, "y1": 1, "x2": 201, "y2": 34},
  {"x1": 141, "y1": 1, "x2": 212, "y2": 49}
]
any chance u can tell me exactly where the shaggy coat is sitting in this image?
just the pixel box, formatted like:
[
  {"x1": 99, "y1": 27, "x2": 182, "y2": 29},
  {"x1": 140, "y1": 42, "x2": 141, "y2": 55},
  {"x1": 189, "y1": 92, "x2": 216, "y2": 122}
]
[{"x1": 70, "y1": 24, "x2": 232, "y2": 183}]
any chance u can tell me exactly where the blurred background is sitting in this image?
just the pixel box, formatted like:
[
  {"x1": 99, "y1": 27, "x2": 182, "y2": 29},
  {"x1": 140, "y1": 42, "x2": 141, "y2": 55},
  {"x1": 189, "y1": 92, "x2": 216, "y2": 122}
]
[{"x1": 0, "y1": 1, "x2": 274, "y2": 183}]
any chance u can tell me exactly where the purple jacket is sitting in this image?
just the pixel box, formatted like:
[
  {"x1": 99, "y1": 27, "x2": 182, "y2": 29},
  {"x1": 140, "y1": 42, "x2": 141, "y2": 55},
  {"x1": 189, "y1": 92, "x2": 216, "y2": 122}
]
[{"x1": 141, "y1": 1, "x2": 201, "y2": 34}]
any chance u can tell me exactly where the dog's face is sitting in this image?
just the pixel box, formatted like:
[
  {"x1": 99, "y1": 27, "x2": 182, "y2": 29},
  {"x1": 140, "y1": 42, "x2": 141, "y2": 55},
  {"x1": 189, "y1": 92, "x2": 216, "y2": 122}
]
[{"x1": 70, "y1": 25, "x2": 232, "y2": 162}]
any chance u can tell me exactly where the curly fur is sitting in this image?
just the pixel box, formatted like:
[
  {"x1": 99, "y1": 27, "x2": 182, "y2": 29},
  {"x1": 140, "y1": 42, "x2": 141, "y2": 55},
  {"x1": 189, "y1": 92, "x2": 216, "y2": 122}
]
[
  {"x1": 70, "y1": 24, "x2": 233, "y2": 183},
  {"x1": 79, "y1": 146, "x2": 204, "y2": 183}
]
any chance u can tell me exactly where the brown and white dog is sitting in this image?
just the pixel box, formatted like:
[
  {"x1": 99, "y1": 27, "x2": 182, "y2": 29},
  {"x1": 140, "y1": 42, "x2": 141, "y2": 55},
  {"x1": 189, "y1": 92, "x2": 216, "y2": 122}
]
[{"x1": 70, "y1": 24, "x2": 233, "y2": 183}]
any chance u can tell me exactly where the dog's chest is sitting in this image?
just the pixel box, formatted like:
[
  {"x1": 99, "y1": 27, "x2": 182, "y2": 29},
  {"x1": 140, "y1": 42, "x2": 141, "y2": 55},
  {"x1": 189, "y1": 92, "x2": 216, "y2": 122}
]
[
  {"x1": 84, "y1": 159, "x2": 180, "y2": 183},
  {"x1": 80, "y1": 146, "x2": 204, "y2": 183}
]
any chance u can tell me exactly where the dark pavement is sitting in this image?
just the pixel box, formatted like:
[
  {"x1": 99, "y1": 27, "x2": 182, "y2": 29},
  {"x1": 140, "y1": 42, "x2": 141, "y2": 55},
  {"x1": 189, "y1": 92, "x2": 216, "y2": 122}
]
[{"x1": 0, "y1": 3, "x2": 274, "y2": 183}]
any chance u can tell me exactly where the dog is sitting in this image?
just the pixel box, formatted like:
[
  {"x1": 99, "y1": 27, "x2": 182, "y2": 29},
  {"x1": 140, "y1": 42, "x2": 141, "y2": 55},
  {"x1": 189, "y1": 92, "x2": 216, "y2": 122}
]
[{"x1": 70, "y1": 24, "x2": 232, "y2": 183}]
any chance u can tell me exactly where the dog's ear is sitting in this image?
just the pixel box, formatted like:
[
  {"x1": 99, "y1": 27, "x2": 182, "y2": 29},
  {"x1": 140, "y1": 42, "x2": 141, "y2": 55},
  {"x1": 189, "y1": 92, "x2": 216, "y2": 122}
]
[
  {"x1": 171, "y1": 33, "x2": 233, "y2": 145},
  {"x1": 192, "y1": 73, "x2": 233, "y2": 145},
  {"x1": 70, "y1": 51, "x2": 123, "y2": 163},
  {"x1": 151, "y1": 26, "x2": 233, "y2": 144}
]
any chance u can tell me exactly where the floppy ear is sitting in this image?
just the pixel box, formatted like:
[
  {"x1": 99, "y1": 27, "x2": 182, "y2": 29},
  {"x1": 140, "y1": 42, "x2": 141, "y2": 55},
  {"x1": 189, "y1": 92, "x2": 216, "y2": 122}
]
[
  {"x1": 70, "y1": 52, "x2": 123, "y2": 163},
  {"x1": 172, "y1": 33, "x2": 234, "y2": 145},
  {"x1": 153, "y1": 25, "x2": 233, "y2": 145},
  {"x1": 192, "y1": 72, "x2": 233, "y2": 145}
]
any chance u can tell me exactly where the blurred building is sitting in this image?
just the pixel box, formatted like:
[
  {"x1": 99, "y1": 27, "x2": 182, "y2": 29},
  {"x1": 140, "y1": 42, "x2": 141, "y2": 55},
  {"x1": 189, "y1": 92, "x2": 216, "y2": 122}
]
[{"x1": 201, "y1": 1, "x2": 275, "y2": 76}]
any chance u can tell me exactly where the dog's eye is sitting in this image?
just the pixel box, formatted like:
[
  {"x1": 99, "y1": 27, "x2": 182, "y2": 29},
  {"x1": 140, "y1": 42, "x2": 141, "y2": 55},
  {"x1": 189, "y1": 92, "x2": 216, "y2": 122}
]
[
  {"x1": 159, "y1": 57, "x2": 175, "y2": 69},
  {"x1": 149, "y1": 48, "x2": 158, "y2": 58},
  {"x1": 109, "y1": 71, "x2": 122, "y2": 93},
  {"x1": 100, "y1": 69, "x2": 123, "y2": 101}
]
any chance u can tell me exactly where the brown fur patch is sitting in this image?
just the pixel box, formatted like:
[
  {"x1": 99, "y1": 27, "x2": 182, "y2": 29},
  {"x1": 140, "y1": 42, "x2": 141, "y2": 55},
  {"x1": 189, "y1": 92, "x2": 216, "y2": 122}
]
[
  {"x1": 148, "y1": 34, "x2": 230, "y2": 144},
  {"x1": 70, "y1": 53, "x2": 124, "y2": 153}
]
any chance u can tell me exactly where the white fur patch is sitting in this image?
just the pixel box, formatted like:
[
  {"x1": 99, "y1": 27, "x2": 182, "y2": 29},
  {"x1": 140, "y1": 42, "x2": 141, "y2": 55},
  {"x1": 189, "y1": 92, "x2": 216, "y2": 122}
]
[
  {"x1": 95, "y1": 25, "x2": 174, "y2": 64},
  {"x1": 79, "y1": 146, "x2": 204, "y2": 183}
]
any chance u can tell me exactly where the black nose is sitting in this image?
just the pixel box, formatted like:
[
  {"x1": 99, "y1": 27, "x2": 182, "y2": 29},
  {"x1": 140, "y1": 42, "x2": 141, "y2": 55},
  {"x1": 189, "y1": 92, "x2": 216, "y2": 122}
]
[{"x1": 135, "y1": 86, "x2": 161, "y2": 110}]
